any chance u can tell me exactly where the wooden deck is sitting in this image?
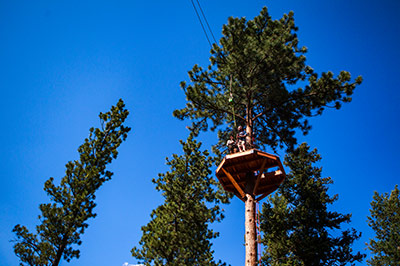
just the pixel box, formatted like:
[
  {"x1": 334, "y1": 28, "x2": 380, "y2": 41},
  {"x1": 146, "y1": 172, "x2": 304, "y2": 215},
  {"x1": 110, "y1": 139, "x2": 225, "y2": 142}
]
[{"x1": 216, "y1": 149, "x2": 286, "y2": 201}]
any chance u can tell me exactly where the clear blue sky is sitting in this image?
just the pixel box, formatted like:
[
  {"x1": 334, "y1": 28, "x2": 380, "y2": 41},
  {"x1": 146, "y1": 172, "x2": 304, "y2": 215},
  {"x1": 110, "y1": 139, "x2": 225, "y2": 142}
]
[{"x1": 1, "y1": 0, "x2": 399, "y2": 265}]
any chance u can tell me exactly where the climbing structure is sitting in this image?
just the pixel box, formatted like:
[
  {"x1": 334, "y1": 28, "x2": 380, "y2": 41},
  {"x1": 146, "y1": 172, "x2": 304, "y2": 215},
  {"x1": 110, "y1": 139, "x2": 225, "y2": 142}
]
[
  {"x1": 216, "y1": 149, "x2": 286, "y2": 201},
  {"x1": 216, "y1": 149, "x2": 286, "y2": 266}
]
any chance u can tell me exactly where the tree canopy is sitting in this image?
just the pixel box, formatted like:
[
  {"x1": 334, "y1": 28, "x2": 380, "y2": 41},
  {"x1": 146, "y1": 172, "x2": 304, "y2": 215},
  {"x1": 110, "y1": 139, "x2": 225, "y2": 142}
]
[
  {"x1": 174, "y1": 7, "x2": 361, "y2": 152},
  {"x1": 260, "y1": 143, "x2": 364, "y2": 265},
  {"x1": 131, "y1": 135, "x2": 229, "y2": 266},
  {"x1": 12, "y1": 99, "x2": 130, "y2": 266},
  {"x1": 367, "y1": 185, "x2": 400, "y2": 266}
]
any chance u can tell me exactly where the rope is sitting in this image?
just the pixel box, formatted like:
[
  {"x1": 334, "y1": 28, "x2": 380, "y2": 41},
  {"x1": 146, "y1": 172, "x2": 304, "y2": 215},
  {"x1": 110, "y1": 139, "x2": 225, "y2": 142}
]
[{"x1": 256, "y1": 200, "x2": 262, "y2": 265}]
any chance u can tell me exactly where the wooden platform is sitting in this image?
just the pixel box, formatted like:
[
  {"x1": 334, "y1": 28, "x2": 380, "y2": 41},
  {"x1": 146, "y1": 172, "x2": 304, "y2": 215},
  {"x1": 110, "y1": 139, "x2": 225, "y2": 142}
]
[{"x1": 216, "y1": 149, "x2": 286, "y2": 201}]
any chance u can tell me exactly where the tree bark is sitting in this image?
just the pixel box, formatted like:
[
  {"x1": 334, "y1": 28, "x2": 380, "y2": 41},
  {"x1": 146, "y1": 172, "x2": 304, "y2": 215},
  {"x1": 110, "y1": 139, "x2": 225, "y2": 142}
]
[
  {"x1": 52, "y1": 241, "x2": 66, "y2": 266},
  {"x1": 244, "y1": 172, "x2": 257, "y2": 266},
  {"x1": 246, "y1": 106, "x2": 253, "y2": 148},
  {"x1": 244, "y1": 104, "x2": 257, "y2": 266}
]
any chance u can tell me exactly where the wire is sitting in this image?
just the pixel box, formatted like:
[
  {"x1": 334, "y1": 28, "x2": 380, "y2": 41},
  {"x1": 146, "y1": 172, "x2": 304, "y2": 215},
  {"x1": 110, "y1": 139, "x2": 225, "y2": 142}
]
[
  {"x1": 195, "y1": 0, "x2": 217, "y2": 44},
  {"x1": 190, "y1": 0, "x2": 212, "y2": 48},
  {"x1": 190, "y1": 0, "x2": 239, "y2": 130}
]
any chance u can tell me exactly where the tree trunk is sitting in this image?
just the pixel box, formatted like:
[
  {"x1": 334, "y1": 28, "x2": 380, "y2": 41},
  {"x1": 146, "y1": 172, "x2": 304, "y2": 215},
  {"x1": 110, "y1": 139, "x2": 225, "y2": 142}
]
[
  {"x1": 52, "y1": 225, "x2": 70, "y2": 266},
  {"x1": 246, "y1": 124, "x2": 252, "y2": 148},
  {"x1": 52, "y1": 242, "x2": 66, "y2": 266},
  {"x1": 246, "y1": 107, "x2": 253, "y2": 148},
  {"x1": 244, "y1": 106, "x2": 257, "y2": 266},
  {"x1": 244, "y1": 172, "x2": 257, "y2": 266}
]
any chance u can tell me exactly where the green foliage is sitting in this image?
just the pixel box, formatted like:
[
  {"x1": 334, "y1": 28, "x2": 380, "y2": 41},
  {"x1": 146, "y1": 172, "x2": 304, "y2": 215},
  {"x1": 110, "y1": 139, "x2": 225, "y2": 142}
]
[
  {"x1": 12, "y1": 99, "x2": 131, "y2": 266},
  {"x1": 367, "y1": 185, "x2": 400, "y2": 265},
  {"x1": 173, "y1": 7, "x2": 362, "y2": 153},
  {"x1": 260, "y1": 143, "x2": 364, "y2": 265},
  {"x1": 131, "y1": 135, "x2": 229, "y2": 266}
]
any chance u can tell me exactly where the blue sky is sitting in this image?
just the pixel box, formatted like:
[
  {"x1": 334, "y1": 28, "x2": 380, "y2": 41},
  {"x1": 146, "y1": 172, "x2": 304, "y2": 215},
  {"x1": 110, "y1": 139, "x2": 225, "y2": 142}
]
[{"x1": 1, "y1": 0, "x2": 399, "y2": 265}]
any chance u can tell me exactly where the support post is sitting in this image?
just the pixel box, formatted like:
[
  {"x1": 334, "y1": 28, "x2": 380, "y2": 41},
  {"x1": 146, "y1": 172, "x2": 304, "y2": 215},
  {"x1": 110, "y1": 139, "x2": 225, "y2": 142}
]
[{"x1": 244, "y1": 172, "x2": 257, "y2": 266}]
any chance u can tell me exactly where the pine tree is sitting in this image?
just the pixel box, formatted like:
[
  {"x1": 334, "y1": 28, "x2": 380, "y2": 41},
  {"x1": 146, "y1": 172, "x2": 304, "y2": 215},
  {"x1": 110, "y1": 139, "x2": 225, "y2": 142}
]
[
  {"x1": 131, "y1": 135, "x2": 229, "y2": 266},
  {"x1": 12, "y1": 99, "x2": 131, "y2": 266},
  {"x1": 174, "y1": 7, "x2": 361, "y2": 153},
  {"x1": 367, "y1": 185, "x2": 400, "y2": 266},
  {"x1": 173, "y1": 7, "x2": 361, "y2": 266},
  {"x1": 260, "y1": 143, "x2": 364, "y2": 266}
]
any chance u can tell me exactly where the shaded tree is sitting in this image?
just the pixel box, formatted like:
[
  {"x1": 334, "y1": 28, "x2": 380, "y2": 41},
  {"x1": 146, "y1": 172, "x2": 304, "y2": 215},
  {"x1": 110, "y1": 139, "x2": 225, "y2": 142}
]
[
  {"x1": 131, "y1": 135, "x2": 229, "y2": 266},
  {"x1": 367, "y1": 185, "x2": 400, "y2": 265},
  {"x1": 12, "y1": 99, "x2": 131, "y2": 266},
  {"x1": 260, "y1": 143, "x2": 364, "y2": 265}
]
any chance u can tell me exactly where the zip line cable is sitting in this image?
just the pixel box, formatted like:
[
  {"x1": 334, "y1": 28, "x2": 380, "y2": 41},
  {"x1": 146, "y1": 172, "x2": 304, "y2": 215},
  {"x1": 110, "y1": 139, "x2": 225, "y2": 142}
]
[
  {"x1": 190, "y1": 1, "x2": 238, "y2": 127},
  {"x1": 195, "y1": 0, "x2": 217, "y2": 44},
  {"x1": 190, "y1": 0, "x2": 213, "y2": 48}
]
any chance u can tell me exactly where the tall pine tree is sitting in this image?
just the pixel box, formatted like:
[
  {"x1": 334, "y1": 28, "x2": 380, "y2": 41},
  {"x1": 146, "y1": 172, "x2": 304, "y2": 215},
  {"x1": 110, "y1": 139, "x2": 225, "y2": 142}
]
[
  {"x1": 367, "y1": 185, "x2": 400, "y2": 265},
  {"x1": 173, "y1": 7, "x2": 361, "y2": 265},
  {"x1": 12, "y1": 100, "x2": 131, "y2": 266},
  {"x1": 174, "y1": 7, "x2": 361, "y2": 153},
  {"x1": 174, "y1": 8, "x2": 362, "y2": 266},
  {"x1": 131, "y1": 135, "x2": 229, "y2": 266},
  {"x1": 260, "y1": 143, "x2": 364, "y2": 265}
]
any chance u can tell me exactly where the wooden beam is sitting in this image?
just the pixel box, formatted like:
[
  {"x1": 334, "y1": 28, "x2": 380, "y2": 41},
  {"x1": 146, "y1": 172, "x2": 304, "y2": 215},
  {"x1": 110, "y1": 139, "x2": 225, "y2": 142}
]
[
  {"x1": 254, "y1": 170, "x2": 283, "y2": 195},
  {"x1": 255, "y1": 186, "x2": 277, "y2": 202},
  {"x1": 255, "y1": 150, "x2": 279, "y2": 161},
  {"x1": 225, "y1": 171, "x2": 283, "y2": 188},
  {"x1": 226, "y1": 149, "x2": 255, "y2": 159},
  {"x1": 234, "y1": 192, "x2": 245, "y2": 202},
  {"x1": 255, "y1": 193, "x2": 269, "y2": 202},
  {"x1": 224, "y1": 180, "x2": 246, "y2": 188},
  {"x1": 222, "y1": 162, "x2": 279, "y2": 178},
  {"x1": 276, "y1": 158, "x2": 286, "y2": 176},
  {"x1": 253, "y1": 159, "x2": 267, "y2": 194},
  {"x1": 216, "y1": 157, "x2": 227, "y2": 175},
  {"x1": 224, "y1": 171, "x2": 283, "y2": 190},
  {"x1": 221, "y1": 167, "x2": 245, "y2": 199},
  {"x1": 263, "y1": 170, "x2": 282, "y2": 179}
]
